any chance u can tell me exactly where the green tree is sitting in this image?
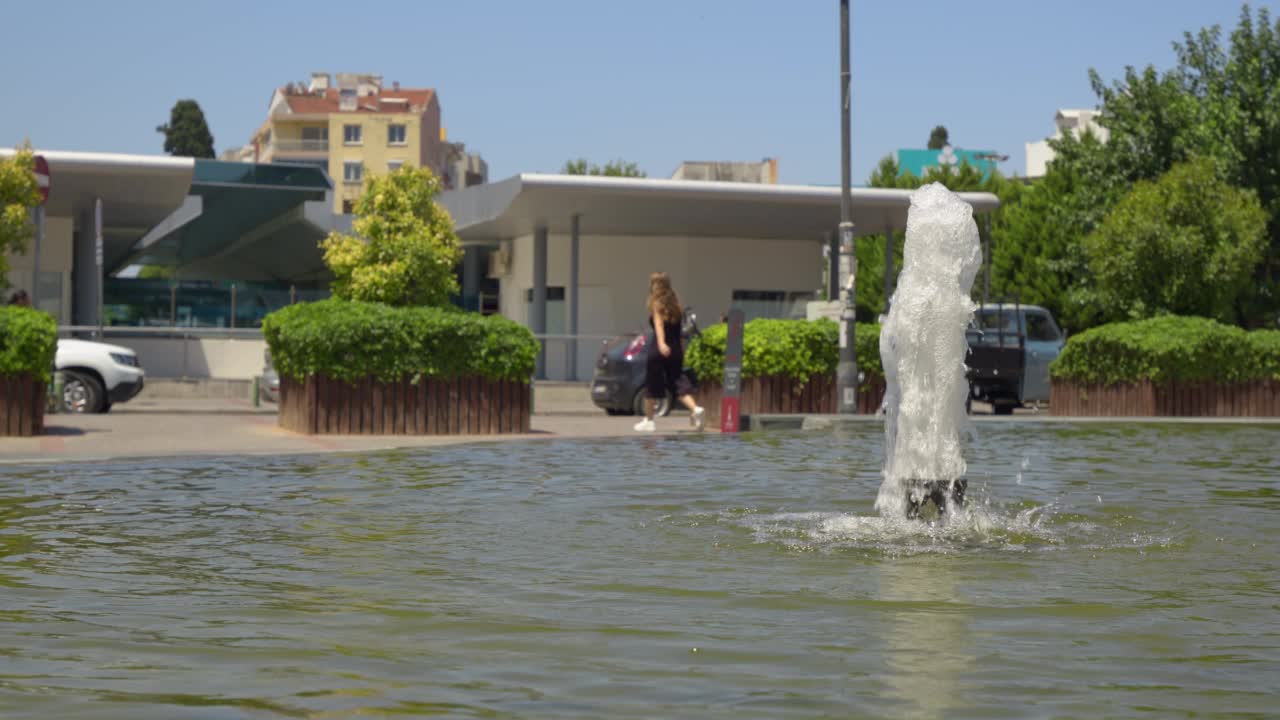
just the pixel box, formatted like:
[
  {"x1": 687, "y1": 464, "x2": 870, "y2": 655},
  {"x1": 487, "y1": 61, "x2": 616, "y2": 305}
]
[
  {"x1": 156, "y1": 99, "x2": 215, "y2": 158},
  {"x1": 1084, "y1": 4, "x2": 1280, "y2": 321},
  {"x1": 0, "y1": 145, "x2": 39, "y2": 292},
  {"x1": 927, "y1": 125, "x2": 950, "y2": 150},
  {"x1": 987, "y1": 4, "x2": 1280, "y2": 330},
  {"x1": 1084, "y1": 157, "x2": 1267, "y2": 324},
  {"x1": 561, "y1": 158, "x2": 646, "y2": 177},
  {"x1": 990, "y1": 130, "x2": 1124, "y2": 330},
  {"x1": 321, "y1": 165, "x2": 463, "y2": 307}
]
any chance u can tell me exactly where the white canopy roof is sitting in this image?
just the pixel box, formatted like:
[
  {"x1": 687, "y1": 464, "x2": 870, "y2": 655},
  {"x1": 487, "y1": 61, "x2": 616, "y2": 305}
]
[{"x1": 441, "y1": 173, "x2": 1000, "y2": 242}]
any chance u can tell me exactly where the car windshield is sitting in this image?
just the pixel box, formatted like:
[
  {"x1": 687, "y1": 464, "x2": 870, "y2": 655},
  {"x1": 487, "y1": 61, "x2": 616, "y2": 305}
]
[
  {"x1": 1025, "y1": 312, "x2": 1061, "y2": 341},
  {"x1": 972, "y1": 310, "x2": 1020, "y2": 333},
  {"x1": 967, "y1": 309, "x2": 1024, "y2": 347}
]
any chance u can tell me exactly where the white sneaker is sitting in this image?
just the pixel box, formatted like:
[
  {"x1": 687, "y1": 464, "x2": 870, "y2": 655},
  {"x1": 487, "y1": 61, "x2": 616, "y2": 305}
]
[
  {"x1": 690, "y1": 406, "x2": 705, "y2": 431},
  {"x1": 633, "y1": 418, "x2": 656, "y2": 432}
]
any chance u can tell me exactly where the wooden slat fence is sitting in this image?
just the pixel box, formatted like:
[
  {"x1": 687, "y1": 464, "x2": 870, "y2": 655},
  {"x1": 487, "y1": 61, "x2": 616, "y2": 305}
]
[
  {"x1": 279, "y1": 375, "x2": 531, "y2": 435},
  {"x1": 0, "y1": 375, "x2": 45, "y2": 437},
  {"x1": 1051, "y1": 379, "x2": 1280, "y2": 417}
]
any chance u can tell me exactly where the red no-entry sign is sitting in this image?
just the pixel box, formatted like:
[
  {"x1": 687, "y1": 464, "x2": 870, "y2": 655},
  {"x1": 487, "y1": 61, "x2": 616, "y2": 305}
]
[{"x1": 33, "y1": 155, "x2": 50, "y2": 205}]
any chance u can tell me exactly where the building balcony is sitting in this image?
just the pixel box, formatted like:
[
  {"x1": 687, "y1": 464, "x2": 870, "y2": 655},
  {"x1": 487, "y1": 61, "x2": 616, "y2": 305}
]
[{"x1": 262, "y1": 139, "x2": 331, "y2": 159}]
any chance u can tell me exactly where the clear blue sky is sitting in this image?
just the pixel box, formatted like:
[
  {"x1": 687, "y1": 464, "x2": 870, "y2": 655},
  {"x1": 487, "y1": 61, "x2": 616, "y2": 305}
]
[{"x1": 2, "y1": 1, "x2": 1274, "y2": 185}]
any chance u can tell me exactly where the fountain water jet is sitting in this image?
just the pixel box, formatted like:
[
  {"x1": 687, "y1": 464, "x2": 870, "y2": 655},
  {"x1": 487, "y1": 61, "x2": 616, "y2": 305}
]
[{"x1": 876, "y1": 183, "x2": 983, "y2": 520}]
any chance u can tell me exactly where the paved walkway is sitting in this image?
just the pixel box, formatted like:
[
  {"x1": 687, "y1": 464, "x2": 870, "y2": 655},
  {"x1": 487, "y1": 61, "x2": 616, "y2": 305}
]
[
  {"x1": 5, "y1": 397, "x2": 1277, "y2": 466},
  {"x1": 0, "y1": 398, "x2": 710, "y2": 465}
]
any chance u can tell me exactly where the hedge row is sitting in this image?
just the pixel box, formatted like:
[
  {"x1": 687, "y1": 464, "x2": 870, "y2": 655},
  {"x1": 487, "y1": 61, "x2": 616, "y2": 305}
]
[
  {"x1": 1050, "y1": 315, "x2": 1280, "y2": 385},
  {"x1": 686, "y1": 318, "x2": 883, "y2": 384},
  {"x1": 262, "y1": 299, "x2": 539, "y2": 384},
  {"x1": 0, "y1": 306, "x2": 57, "y2": 383}
]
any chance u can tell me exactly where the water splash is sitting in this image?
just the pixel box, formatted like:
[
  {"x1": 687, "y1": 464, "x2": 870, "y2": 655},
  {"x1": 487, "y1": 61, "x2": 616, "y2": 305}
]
[{"x1": 876, "y1": 184, "x2": 983, "y2": 519}]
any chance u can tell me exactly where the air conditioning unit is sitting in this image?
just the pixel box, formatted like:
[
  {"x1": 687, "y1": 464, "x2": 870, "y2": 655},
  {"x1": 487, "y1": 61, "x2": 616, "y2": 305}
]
[{"x1": 487, "y1": 248, "x2": 511, "y2": 278}]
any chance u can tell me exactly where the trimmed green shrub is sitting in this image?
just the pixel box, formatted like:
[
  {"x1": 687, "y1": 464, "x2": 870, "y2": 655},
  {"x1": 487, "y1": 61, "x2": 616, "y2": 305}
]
[
  {"x1": 686, "y1": 318, "x2": 883, "y2": 385},
  {"x1": 262, "y1": 299, "x2": 538, "y2": 384},
  {"x1": 1050, "y1": 315, "x2": 1280, "y2": 385},
  {"x1": 0, "y1": 306, "x2": 57, "y2": 383},
  {"x1": 1246, "y1": 330, "x2": 1280, "y2": 382}
]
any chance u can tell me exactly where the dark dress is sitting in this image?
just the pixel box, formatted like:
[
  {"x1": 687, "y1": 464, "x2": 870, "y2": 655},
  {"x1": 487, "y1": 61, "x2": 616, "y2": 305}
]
[{"x1": 646, "y1": 314, "x2": 693, "y2": 399}]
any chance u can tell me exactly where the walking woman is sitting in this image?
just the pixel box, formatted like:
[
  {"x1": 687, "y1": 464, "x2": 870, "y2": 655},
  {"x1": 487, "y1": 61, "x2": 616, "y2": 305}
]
[{"x1": 634, "y1": 272, "x2": 705, "y2": 432}]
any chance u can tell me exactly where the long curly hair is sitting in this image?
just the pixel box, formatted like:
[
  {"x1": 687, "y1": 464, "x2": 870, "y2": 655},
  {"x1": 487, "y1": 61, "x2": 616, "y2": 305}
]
[{"x1": 646, "y1": 272, "x2": 682, "y2": 323}]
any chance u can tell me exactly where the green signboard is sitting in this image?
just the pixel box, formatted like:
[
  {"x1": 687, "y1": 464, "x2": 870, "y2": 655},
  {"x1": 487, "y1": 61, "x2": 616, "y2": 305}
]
[{"x1": 896, "y1": 146, "x2": 1000, "y2": 179}]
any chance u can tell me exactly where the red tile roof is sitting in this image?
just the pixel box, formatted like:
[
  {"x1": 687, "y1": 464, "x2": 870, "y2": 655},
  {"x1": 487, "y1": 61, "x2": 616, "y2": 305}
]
[{"x1": 282, "y1": 87, "x2": 436, "y2": 114}]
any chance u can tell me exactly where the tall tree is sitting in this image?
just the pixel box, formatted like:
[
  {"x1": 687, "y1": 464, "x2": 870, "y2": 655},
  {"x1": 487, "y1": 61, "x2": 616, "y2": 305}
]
[
  {"x1": 927, "y1": 125, "x2": 950, "y2": 150},
  {"x1": 1085, "y1": 4, "x2": 1280, "y2": 321},
  {"x1": 157, "y1": 99, "x2": 216, "y2": 158},
  {"x1": 0, "y1": 145, "x2": 39, "y2": 291},
  {"x1": 990, "y1": 130, "x2": 1124, "y2": 331},
  {"x1": 561, "y1": 158, "x2": 646, "y2": 177},
  {"x1": 993, "y1": 3, "x2": 1280, "y2": 329},
  {"x1": 321, "y1": 165, "x2": 463, "y2": 307}
]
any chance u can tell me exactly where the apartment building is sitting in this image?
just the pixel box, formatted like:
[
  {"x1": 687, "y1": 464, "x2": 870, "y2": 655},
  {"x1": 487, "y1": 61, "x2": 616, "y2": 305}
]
[
  {"x1": 234, "y1": 72, "x2": 446, "y2": 213},
  {"x1": 671, "y1": 158, "x2": 778, "y2": 184},
  {"x1": 1024, "y1": 109, "x2": 1109, "y2": 178}
]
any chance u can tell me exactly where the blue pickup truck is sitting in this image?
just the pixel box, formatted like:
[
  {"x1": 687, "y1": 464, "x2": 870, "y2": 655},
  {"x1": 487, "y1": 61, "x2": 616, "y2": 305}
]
[{"x1": 966, "y1": 303, "x2": 1066, "y2": 414}]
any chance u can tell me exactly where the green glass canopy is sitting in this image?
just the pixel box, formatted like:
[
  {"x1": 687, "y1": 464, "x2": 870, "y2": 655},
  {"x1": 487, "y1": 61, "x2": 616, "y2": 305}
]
[{"x1": 126, "y1": 160, "x2": 341, "y2": 282}]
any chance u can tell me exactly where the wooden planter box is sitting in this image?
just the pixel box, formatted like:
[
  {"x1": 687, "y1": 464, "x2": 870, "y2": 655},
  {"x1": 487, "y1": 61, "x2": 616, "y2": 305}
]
[
  {"x1": 279, "y1": 375, "x2": 531, "y2": 435},
  {"x1": 1051, "y1": 379, "x2": 1280, "y2": 417},
  {"x1": 694, "y1": 373, "x2": 886, "y2": 427},
  {"x1": 0, "y1": 374, "x2": 46, "y2": 437}
]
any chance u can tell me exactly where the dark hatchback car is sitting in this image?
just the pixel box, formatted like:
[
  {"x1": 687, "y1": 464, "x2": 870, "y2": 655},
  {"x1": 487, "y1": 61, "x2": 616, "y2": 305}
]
[{"x1": 590, "y1": 310, "x2": 701, "y2": 416}]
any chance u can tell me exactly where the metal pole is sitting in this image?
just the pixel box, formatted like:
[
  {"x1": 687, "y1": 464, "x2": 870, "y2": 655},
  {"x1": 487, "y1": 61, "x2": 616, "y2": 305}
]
[
  {"x1": 836, "y1": 0, "x2": 859, "y2": 414},
  {"x1": 169, "y1": 283, "x2": 177, "y2": 326},
  {"x1": 983, "y1": 214, "x2": 992, "y2": 304},
  {"x1": 94, "y1": 198, "x2": 104, "y2": 339},
  {"x1": 569, "y1": 214, "x2": 581, "y2": 382},
  {"x1": 532, "y1": 225, "x2": 548, "y2": 380},
  {"x1": 290, "y1": 284, "x2": 297, "y2": 304},
  {"x1": 230, "y1": 283, "x2": 237, "y2": 329},
  {"x1": 32, "y1": 206, "x2": 43, "y2": 307},
  {"x1": 826, "y1": 229, "x2": 838, "y2": 301}
]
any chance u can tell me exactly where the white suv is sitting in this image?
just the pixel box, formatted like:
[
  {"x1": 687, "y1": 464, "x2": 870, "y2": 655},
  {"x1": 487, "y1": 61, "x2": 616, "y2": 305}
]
[{"x1": 55, "y1": 339, "x2": 146, "y2": 413}]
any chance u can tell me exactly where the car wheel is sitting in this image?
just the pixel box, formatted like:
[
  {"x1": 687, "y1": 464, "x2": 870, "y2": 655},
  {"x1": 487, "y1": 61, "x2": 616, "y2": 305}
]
[
  {"x1": 605, "y1": 408, "x2": 625, "y2": 416},
  {"x1": 631, "y1": 389, "x2": 672, "y2": 417},
  {"x1": 96, "y1": 401, "x2": 113, "y2": 414},
  {"x1": 992, "y1": 402, "x2": 1016, "y2": 415},
  {"x1": 62, "y1": 371, "x2": 105, "y2": 414}
]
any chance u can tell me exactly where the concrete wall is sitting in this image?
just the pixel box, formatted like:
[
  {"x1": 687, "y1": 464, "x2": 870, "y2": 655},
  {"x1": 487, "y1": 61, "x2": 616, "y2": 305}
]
[
  {"x1": 123, "y1": 337, "x2": 267, "y2": 379},
  {"x1": 498, "y1": 232, "x2": 824, "y2": 380},
  {"x1": 4, "y1": 214, "x2": 74, "y2": 324}
]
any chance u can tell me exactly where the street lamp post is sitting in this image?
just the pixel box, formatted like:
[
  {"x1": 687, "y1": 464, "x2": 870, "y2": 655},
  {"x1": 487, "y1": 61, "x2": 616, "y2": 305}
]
[
  {"x1": 972, "y1": 151, "x2": 1008, "y2": 304},
  {"x1": 836, "y1": 0, "x2": 858, "y2": 414}
]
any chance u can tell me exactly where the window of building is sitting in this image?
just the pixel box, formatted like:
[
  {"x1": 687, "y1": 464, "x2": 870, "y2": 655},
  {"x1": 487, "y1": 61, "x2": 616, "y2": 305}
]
[
  {"x1": 301, "y1": 126, "x2": 329, "y2": 142},
  {"x1": 343, "y1": 124, "x2": 362, "y2": 145},
  {"x1": 525, "y1": 287, "x2": 566, "y2": 334},
  {"x1": 388, "y1": 160, "x2": 404, "y2": 173},
  {"x1": 342, "y1": 200, "x2": 354, "y2": 214},
  {"x1": 388, "y1": 124, "x2": 407, "y2": 145},
  {"x1": 343, "y1": 161, "x2": 363, "y2": 184},
  {"x1": 730, "y1": 289, "x2": 814, "y2": 322}
]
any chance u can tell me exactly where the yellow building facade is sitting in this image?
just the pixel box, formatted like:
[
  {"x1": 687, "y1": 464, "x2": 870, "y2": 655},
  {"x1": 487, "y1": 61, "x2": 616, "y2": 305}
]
[{"x1": 239, "y1": 73, "x2": 444, "y2": 213}]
